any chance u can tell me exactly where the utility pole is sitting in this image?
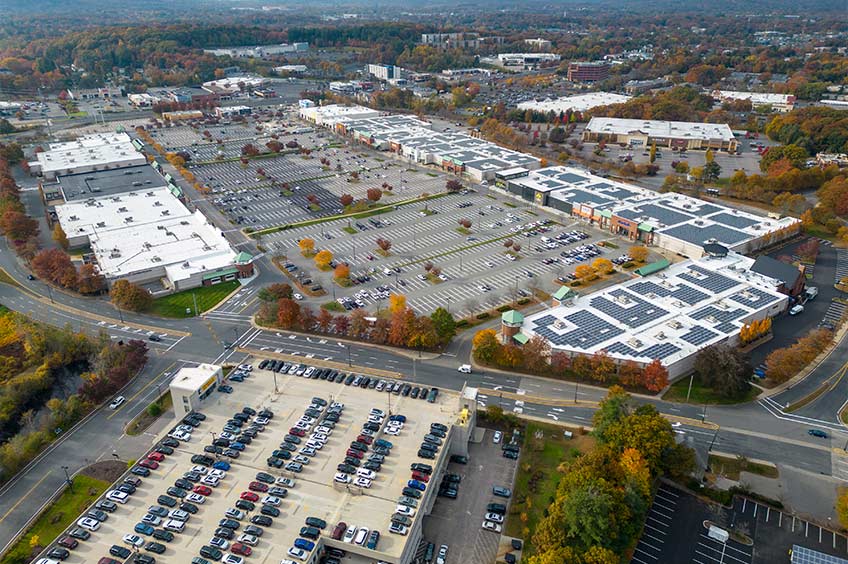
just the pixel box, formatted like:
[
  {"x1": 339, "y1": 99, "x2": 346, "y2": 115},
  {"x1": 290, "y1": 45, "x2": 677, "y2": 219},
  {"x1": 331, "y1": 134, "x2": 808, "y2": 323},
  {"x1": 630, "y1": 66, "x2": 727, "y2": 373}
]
[
  {"x1": 61, "y1": 465, "x2": 73, "y2": 492},
  {"x1": 685, "y1": 373, "x2": 694, "y2": 403},
  {"x1": 192, "y1": 293, "x2": 199, "y2": 316},
  {"x1": 347, "y1": 345, "x2": 352, "y2": 367}
]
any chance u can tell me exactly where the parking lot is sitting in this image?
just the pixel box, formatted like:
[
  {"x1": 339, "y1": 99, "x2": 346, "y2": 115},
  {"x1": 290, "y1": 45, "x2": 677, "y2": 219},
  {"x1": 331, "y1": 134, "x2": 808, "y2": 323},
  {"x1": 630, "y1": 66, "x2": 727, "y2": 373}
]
[
  {"x1": 630, "y1": 482, "x2": 848, "y2": 564},
  {"x1": 42, "y1": 359, "x2": 462, "y2": 564},
  {"x1": 271, "y1": 190, "x2": 624, "y2": 316},
  {"x1": 422, "y1": 428, "x2": 519, "y2": 564}
]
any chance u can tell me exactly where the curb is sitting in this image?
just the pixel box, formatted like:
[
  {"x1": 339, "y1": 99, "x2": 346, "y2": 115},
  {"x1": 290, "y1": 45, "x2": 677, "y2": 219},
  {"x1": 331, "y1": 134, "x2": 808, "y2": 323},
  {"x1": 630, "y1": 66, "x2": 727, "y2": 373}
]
[{"x1": 236, "y1": 347, "x2": 403, "y2": 380}]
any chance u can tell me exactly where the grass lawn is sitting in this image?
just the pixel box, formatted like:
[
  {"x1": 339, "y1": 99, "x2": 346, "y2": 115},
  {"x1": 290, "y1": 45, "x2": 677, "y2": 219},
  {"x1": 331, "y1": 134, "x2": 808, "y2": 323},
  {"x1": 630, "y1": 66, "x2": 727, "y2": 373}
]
[
  {"x1": 0, "y1": 267, "x2": 22, "y2": 288},
  {"x1": 126, "y1": 392, "x2": 173, "y2": 436},
  {"x1": 4, "y1": 474, "x2": 107, "y2": 563},
  {"x1": 151, "y1": 281, "x2": 239, "y2": 318},
  {"x1": 708, "y1": 453, "x2": 779, "y2": 480},
  {"x1": 663, "y1": 376, "x2": 759, "y2": 405},
  {"x1": 322, "y1": 301, "x2": 344, "y2": 312},
  {"x1": 342, "y1": 226, "x2": 357, "y2": 235},
  {"x1": 504, "y1": 422, "x2": 595, "y2": 555}
]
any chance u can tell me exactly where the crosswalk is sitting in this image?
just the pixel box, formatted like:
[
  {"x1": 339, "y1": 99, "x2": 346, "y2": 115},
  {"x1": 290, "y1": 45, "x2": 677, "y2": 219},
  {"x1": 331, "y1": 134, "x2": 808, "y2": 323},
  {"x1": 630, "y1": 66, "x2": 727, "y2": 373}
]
[
  {"x1": 836, "y1": 249, "x2": 848, "y2": 285},
  {"x1": 821, "y1": 300, "x2": 847, "y2": 328}
]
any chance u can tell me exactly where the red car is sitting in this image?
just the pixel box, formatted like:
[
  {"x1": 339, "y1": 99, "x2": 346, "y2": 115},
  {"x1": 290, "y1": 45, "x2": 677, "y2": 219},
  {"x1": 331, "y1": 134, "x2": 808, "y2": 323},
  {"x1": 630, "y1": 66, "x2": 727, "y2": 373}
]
[
  {"x1": 240, "y1": 491, "x2": 259, "y2": 502},
  {"x1": 356, "y1": 434, "x2": 373, "y2": 445},
  {"x1": 231, "y1": 543, "x2": 252, "y2": 556},
  {"x1": 289, "y1": 428, "x2": 306, "y2": 437},
  {"x1": 248, "y1": 481, "x2": 268, "y2": 493},
  {"x1": 193, "y1": 485, "x2": 212, "y2": 496},
  {"x1": 147, "y1": 452, "x2": 165, "y2": 462},
  {"x1": 346, "y1": 449, "x2": 363, "y2": 459},
  {"x1": 139, "y1": 459, "x2": 159, "y2": 469},
  {"x1": 58, "y1": 537, "x2": 79, "y2": 549},
  {"x1": 411, "y1": 471, "x2": 430, "y2": 482}
]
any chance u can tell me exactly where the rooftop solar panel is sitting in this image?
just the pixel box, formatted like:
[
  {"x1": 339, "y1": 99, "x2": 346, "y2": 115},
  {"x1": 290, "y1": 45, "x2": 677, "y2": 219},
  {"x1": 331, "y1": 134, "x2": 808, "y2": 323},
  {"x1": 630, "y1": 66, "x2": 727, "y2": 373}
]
[
  {"x1": 728, "y1": 287, "x2": 780, "y2": 308},
  {"x1": 791, "y1": 545, "x2": 848, "y2": 564},
  {"x1": 710, "y1": 212, "x2": 760, "y2": 229},
  {"x1": 680, "y1": 326, "x2": 718, "y2": 346},
  {"x1": 679, "y1": 265, "x2": 740, "y2": 293},
  {"x1": 659, "y1": 223, "x2": 750, "y2": 246}
]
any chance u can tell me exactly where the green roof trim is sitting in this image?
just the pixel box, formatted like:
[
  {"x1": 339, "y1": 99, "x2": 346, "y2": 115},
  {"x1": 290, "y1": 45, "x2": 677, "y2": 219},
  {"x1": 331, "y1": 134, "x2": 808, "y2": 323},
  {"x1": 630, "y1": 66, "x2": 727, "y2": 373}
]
[
  {"x1": 638, "y1": 222, "x2": 654, "y2": 232},
  {"x1": 235, "y1": 251, "x2": 253, "y2": 264},
  {"x1": 634, "y1": 258, "x2": 670, "y2": 277},
  {"x1": 553, "y1": 286, "x2": 577, "y2": 300},
  {"x1": 202, "y1": 267, "x2": 238, "y2": 281},
  {"x1": 513, "y1": 333, "x2": 529, "y2": 345},
  {"x1": 501, "y1": 310, "x2": 524, "y2": 324},
  {"x1": 599, "y1": 209, "x2": 613, "y2": 218}
]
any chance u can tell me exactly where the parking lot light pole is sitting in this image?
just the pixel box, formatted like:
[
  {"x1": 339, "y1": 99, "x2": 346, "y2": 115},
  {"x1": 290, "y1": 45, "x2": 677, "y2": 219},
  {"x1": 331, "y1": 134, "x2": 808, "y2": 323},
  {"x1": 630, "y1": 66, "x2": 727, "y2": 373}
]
[
  {"x1": 347, "y1": 345, "x2": 352, "y2": 367},
  {"x1": 61, "y1": 465, "x2": 73, "y2": 492}
]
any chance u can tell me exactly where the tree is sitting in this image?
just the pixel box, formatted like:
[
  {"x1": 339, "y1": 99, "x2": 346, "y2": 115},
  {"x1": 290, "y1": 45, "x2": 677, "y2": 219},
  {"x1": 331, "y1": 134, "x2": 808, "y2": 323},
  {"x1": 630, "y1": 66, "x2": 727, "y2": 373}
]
[
  {"x1": 366, "y1": 188, "x2": 382, "y2": 202},
  {"x1": 52, "y1": 224, "x2": 69, "y2": 250},
  {"x1": 592, "y1": 258, "x2": 613, "y2": 275},
  {"x1": 389, "y1": 293, "x2": 406, "y2": 314},
  {"x1": 333, "y1": 314, "x2": 350, "y2": 335},
  {"x1": 376, "y1": 237, "x2": 392, "y2": 253},
  {"x1": 693, "y1": 344, "x2": 751, "y2": 399},
  {"x1": 258, "y1": 283, "x2": 292, "y2": 301},
  {"x1": 408, "y1": 316, "x2": 439, "y2": 349},
  {"x1": 110, "y1": 279, "x2": 152, "y2": 312},
  {"x1": 512, "y1": 243, "x2": 521, "y2": 253},
  {"x1": 77, "y1": 263, "x2": 105, "y2": 295},
  {"x1": 837, "y1": 488, "x2": 848, "y2": 529},
  {"x1": 641, "y1": 359, "x2": 669, "y2": 392},
  {"x1": 430, "y1": 307, "x2": 456, "y2": 345},
  {"x1": 503, "y1": 239, "x2": 514, "y2": 249},
  {"x1": 559, "y1": 480, "x2": 618, "y2": 551},
  {"x1": 298, "y1": 238, "x2": 315, "y2": 255},
  {"x1": 523, "y1": 335, "x2": 551, "y2": 374},
  {"x1": 334, "y1": 263, "x2": 350, "y2": 280},
  {"x1": 276, "y1": 298, "x2": 301, "y2": 329},
  {"x1": 31, "y1": 248, "x2": 77, "y2": 289},
  {"x1": 445, "y1": 179, "x2": 463, "y2": 192},
  {"x1": 575, "y1": 264, "x2": 595, "y2": 280},
  {"x1": 649, "y1": 143, "x2": 657, "y2": 164},
  {"x1": 702, "y1": 160, "x2": 721, "y2": 182},
  {"x1": 340, "y1": 194, "x2": 354, "y2": 207},
  {"x1": 628, "y1": 246, "x2": 648, "y2": 263},
  {"x1": 473, "y1": 329, "x2": 501, "y2": 363},
  {"x1": 314, "y1": 250, "x2": 333, "y2": 269},
  {"x1": 549, "y1": 127, "x2": 566, "y2": 144},
  {"x1": 458, "y1": 218, "x2": 472, "y2": 229},
  {"x1": 388, "y1": 307, "x2": 415, "y2": 346},
  {"x1": 349, "y1": 309, "x2": 368, "y2": 338},
  {"x1": 423, "y1": 261, "x2": 433, "y2": 272},
  {"x1": 0, "y1": 211, "x2": 38, "y2": 242},
  {"x1": 592, "y1": 386, "x2": 631, "y2": 441}
]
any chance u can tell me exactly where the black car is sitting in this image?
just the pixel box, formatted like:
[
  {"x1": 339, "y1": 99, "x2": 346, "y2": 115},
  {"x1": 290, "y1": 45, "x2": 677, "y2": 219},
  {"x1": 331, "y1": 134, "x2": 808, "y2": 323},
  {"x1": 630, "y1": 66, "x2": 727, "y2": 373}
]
[
  {"x1": 344, "y1": 374, "x2": 356, "y2": 385},
  {"x1": 213, "y1": 527, "x2": 234, "y2": 540},
  {"x1": 155, "y1": 445, "x2": 175, "y2": 455},
  {"x1": 411, "y1": 463, "x2": 432, "y2": 473},
  {"x1": 47, "y1": 547, "x2": 70, "y2": 560},
  {"x1": 96, "y1": 500, "x2": 118, "y2": 513},
  {"x1": 244, "y1": 525, "x2": 264, "y2": 537},
  {"x1": 218, "y1": 518, "x2": 240, "y2": 530},
  {"x1": 145, "y1": 541, "x2": 166, "y2": 554},
  {"x1": 236, "y1": 499, "x2": 255, "y2": 512},
  {"x1": 257, "y1": 409, "x2": 273, "y2": 419},
  {"x1": 233, "y1": 413, "x2": 249, "y2": 423},
  {"x1": 337, "y1": 464, "x2": 356, "y2": 474},
  {"x1": 255, "y1": 472, "x2": 275, "y2": 484},
  {"x1": 174, "y1": 478, "x2": 193, "y2": 490},
  {"x1": 236, "y1": 434, "x2": 252, "y2": 445},
  {"x1": 449, "y1": 455, "x2": 468, "y2": 464},
  {"x1": 110, "y1": 545, "x2": 132, "y2": 558},
  {"x1": 190, "y1": 454, "x2": 213, "y2": 466},
  {"x1": 364, "y1": 461, "x2": 381, "y2": 472},
  {"x1": 278, "y1": 442, "x2": 296, "y2": 452},
  {"x1": 213, "y1": 438, "x2": 229, "y2": 447},
  {"x1": 180, "y1": 502, "x2": 199, "y2": 514},
  {"x1": 188, "y1": 411, "x2": 206, "y2": 421},
  {"x1": 117, "y1": 483, "x2": 136, "y2": 495},
  {"x1": 134, "y1": 554, "x2": 156, "y2": 564},
  {"x1": 131, "y1": 466, "x2": 151, "y2": 477},
  {"x1": 204, "y1": 445, "x2": 223, "y2": 454},
  {"x1": 267, "y1": 457, "x2": 284, "y2": 468},
  {"x1": 152, "y1": 529, "x2": 174, "y2": 542},
  {"x1": 417, "y1": 449, "x2": 435, "y2": 459},
  {"x1": 165, "y1": 486, "x2": 187, "y2": 498},
  {"x1": 260, "y1": 505, "x2": 280, "y2": 517},
  {"x1": 68, "y1": 528, "x2": 90, "y2": 541},
  {"x1": 161, "y1": 438, "x2": 180, "y2": 448},
  {"x1": 343, "y1": 456, "x2": 361, "y2": 467},
  {"x1": 251, "y1": 515, "x2": 273, "y2": 527},
  {"x1": 199, "y1": 546, "x2": 222, "y2": 561}
]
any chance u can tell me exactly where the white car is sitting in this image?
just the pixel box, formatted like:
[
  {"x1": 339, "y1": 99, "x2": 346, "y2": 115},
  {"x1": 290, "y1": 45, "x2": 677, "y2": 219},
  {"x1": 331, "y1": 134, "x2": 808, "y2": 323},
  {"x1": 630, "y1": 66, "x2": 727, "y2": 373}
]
[
  {"x1": 191, "y1": 465, "x2": 209, "y2": 475},
  {"x1": 276, "y1": 477, "x2": 295, "y2": 488},
  {"x1": 334, "y1": 473, "x2": 351, "y2": 484},
  {"x1": 437, "y1": 544, "x2": 449, "y2": 564},
  {"x1": 168, "y1": 430, "x2": 191, "y2": 442},
  {"x1": 223, "y1": 555, "x2": 244, "y2": 564},
  {"x1": 458, "y1": 364, "x2": 472, "y2": 374},
  {"x1": 109, "y1": 396, "x2": 126, "y2": 410},
  {"x1": 238, "y1": 533, "x2": 259, "y2": 546},
  {"x1": 356, "y1": 469, "x2": 376, "y2": 480},
  {"x1": 369, "y1": 408, "x2": 385, "y2": 417},
  {"x1": 238, "y1": 364, "x2": 253, "y2": 372},
  {"x1": 389, "y1": 522, "x2": 409, "y2": 535},
  {"x1": 492, "y1": 431, "x2": 502, "y2": 444},
  {"x1": 123, "y1": 534, "x2": 144, "y2": 547},
  {"x1": 485, "y1": 512, "x2": 504, "y2": 523},
  {"x1": 395, "y1": 504, "x2": 415, "y2": 516},
  {"x1": 262, "y1": 495, "x2": 282, "y2": 506},
  {"x1": 482, "y1": 520, "x2": 503, "y2": 533},
  {"x1": 288, "y1": 547, "x2": 308, "y2": 561},
  {"x1": 385, "y1": 427, "x2": 401, "y2": 436},
  {"x1": 210, "y1": 469, "x2": 227, "y2": 479},
  {"x1": 789, "y1": 304, "x2": 804, "y2": 315},
  {"x1": 354, "y1": 527, "x2": 370, "y2": 545},
  {"x1": 186, "y1": 493, "x2": 207, "y2": 504},
  {"x1": 210, "y1": 536, "x2": 229, "y2": 550},
  {"x1": 355, "y1": 477, "x2": 372, "y2": 488},
  {"x1": 343, "y1": 525, "x2": 358, "y2": 543},
  {"x1": 201, "y1": 475, "x2": 220, "y2": 487},
  {"x1": 76, "y1": 517, "x2": 100, "y2": 531},
  {"x1": 106, "y1": 490, "x2": 129, "y2": 504}
]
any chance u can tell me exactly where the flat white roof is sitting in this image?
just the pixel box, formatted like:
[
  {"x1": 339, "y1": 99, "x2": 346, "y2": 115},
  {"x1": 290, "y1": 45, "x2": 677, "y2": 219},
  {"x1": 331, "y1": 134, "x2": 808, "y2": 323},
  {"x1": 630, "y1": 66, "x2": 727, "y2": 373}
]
[
  {"x1": 91, "y1": 209, "x2": 237, "y2": 281},
  {"x1": 521, "y1": 252, "x2": 788, "y2": 366},
  {"x1": 300, "y1": 104, "x2": 380, "y2": 125},
  {"x1": 585, "y1": 117, "x2": 735, "y2": 142},
  {"x1": 518, "y1": 92, "x2": 632, "y2": 114},
  {"x1": 170, "y1": 363, "x2": 221, "y2": 393},
  {"x1": 55, "y1": 186, "x2": 188, "y2": 240},
  {"x1": 31, "y1": 132, "x2": 145, "y2": 175},
  {"x1": 715, "y1": 90, "x2": 794, "y2": 106}
]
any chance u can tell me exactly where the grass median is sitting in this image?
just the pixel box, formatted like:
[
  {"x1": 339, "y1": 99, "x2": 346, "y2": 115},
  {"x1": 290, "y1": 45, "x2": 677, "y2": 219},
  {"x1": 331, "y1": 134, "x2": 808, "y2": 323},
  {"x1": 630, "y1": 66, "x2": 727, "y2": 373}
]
[
  {"x1": 150, "y1": 281, "x2": 240, "y2": 318},
  {"x1": 126, "y1": 393, "x2": 173, "y2": 436},
  {"x1": 662, "y1": 377, "x2": 758, "y2": 405},
  {"x1": 3, "y1": 474, "x2": 108, "y2": 564}
]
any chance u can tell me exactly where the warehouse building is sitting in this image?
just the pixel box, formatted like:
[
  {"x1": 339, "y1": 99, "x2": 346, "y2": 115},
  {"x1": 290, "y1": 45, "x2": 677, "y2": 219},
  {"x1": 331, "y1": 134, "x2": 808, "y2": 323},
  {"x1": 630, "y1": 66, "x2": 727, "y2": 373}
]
[
  {"x1": 515, "y1": 250, "x2": 788, "y2": 379},
  {"x1": 29, "y1": 133, "x2": 146, "y2": 180},
  {"x1": 713, "y1": 90, "x2": 796, "y2": 112},
  {"x1": 583, "y1": 117, "x2": 738, "y2": 152},
  {"x1": 501, "y1": 166, "x2": 799, "y2": 257},
  {"x1": 517, "y1": 92, "x2": 631, "y2": 115}
]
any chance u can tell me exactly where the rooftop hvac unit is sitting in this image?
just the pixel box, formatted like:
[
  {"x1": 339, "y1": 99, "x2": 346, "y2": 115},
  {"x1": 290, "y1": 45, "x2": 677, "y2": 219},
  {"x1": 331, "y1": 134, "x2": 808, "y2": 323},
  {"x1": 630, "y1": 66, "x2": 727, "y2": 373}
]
[
  {"x1": 151, "y1": 256, "x2": 162, "y2": 262},
  {"x1": 69, "y1": 215, "x2": 79, "y2": 221},
  {"x1": 191, "y1": 232, "x2": 200, "y2": 238},
  {"x1": 153, "y1": 201, "x2": 162, "y2": 206},
  {"x1": 180, "y1": 221, "x2": 190, "y2": 225},
  {"x1": 656, "y1": 331, "x2": 666, "y2": 340},
  {"x1": 143, "y1": 242, "x2": 151, "y2": 249},
  {"x1": 182, "y1": 261, "x2": 191, "y2": 268},
  {"x1": 109, "y1": 252, "x2": 121, "y2": 258},
  {"x1": 96, "y1": 222, "x2": 106, "y2": 228},
  {"x1": 124, "y1": 217, "x2": 133, "y2": 223},
  {"x1": 164, "y1": 231, "x2": 173, "y2": 236},
  {"x1": 161, "y1": 210, "x2": 170, "y2": 216}
]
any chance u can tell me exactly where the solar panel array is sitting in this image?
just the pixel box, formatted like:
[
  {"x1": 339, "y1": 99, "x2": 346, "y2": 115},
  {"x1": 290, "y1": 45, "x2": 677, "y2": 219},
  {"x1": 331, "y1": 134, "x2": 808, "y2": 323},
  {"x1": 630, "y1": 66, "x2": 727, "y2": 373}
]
[
  {"x1": 590, "y1": 289, "x2": 669, "y2": 329},
  {"x1": 531, "y1": 309, "x2": 625, "y2": 350},
  {"x1": 690, "y1": 305, "x2": 747, "y2": 323},
  {"x1": 680, "y1": 326, "x2": 719, "y2": 346},
  {"x1": 628, "y1": 281, "x2": 710, "y2": 306},
  {"x1": 604, "y1": 341, "x2": 681, "y2": 360},
  {"x1": 617, "y1": 203, "x2": 694, "y2": 227},
  {"x1": 711, "y1": 212, "x2": 760, "y2": 229},
  {"x1": 715, "y1": 322, "x2": 738, "y2": 334},
  {"x1": 680, "y1": 265, "x2": 741, "y2": 293},
  {"x1": 659, "y1": 223, "x2": 751, "y2": 246},
  {"x1": 791, "y1": 545, "x2": 848, "y2": 564},
  {"x1": 729, "y1": 287, "x2": 781, "y2": 309}
]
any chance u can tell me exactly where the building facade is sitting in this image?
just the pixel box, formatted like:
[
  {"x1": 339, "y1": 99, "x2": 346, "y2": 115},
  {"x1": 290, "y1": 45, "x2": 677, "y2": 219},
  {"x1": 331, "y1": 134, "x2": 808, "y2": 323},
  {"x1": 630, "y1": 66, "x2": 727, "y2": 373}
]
[
  {"x1": 582, "y1": 117, "x2": 738, "y2": 152},
  {"x1": 566, "y1": 61, "x2": 611, "y2": 82}
]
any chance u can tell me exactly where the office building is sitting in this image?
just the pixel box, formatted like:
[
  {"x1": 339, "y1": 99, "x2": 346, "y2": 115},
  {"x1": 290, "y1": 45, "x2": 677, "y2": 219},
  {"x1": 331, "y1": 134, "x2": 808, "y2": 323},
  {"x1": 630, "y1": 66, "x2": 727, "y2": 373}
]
[
  {"x1": 367, "y1": 64, "x2": 404, "y2": 81},
  {"x1": 566, "y1": 61, "x2": 611, "y2": 82},
  {"x1": 525, "y1": 38, "x2": 552, "y2": 50},
  {"x1": 420, "y1": 32, "x2": 480, "y2": 50}
]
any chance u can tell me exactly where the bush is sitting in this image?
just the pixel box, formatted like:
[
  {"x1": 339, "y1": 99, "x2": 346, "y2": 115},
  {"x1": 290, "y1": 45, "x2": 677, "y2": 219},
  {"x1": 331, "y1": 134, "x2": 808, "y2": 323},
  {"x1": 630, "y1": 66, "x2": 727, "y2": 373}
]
[
  {"x1": 476, "y1": 312, "x2": 491, "y2": 320},
  {"x1": 455, "y1": 319, "x2": 470, "y2": 328},
  {"x1": 496, "y1": 305, "x2": 512, "y2": 313},
  {"x1": 517, "y1": 297, "x2": 531, "y2": 305},
  {"x1": 146, "y1": 402, "x2": 163, "y2": 417}
]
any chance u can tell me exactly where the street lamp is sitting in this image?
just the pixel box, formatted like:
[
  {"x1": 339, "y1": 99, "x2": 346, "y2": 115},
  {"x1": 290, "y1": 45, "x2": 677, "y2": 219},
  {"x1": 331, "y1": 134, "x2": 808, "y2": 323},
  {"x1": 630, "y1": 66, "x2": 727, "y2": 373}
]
[
  {"x1": 61, "y1": 465, "x2": 73, "y2": 492},
  {"x1": 46, "y1": 284, "x2": 54, "y2": 304},
  {"x1": 347, "y1": 345, "x2": 352, "y2": 367}
]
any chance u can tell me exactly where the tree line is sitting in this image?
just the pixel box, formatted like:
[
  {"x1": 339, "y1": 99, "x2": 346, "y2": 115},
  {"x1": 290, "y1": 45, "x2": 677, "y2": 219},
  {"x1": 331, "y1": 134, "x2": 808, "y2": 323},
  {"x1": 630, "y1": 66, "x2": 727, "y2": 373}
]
[{"x1": 472, "y1": 329, "x2": 670, "y2": 393}]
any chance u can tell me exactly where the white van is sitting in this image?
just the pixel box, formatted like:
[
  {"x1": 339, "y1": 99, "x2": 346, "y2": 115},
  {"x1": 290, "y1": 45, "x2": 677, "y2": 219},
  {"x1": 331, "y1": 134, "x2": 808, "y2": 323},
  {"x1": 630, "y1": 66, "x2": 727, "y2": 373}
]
[{"x1": 164, "y1": 519, "x2": 185, "y2": 532}]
